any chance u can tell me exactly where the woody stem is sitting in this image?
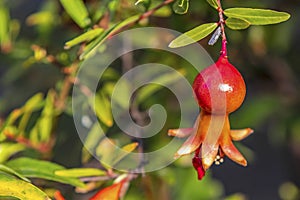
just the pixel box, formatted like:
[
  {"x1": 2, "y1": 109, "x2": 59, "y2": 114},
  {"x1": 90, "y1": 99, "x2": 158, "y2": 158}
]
[{"x1": 217, "y1": 0, "x2": 227, "y2": 57}]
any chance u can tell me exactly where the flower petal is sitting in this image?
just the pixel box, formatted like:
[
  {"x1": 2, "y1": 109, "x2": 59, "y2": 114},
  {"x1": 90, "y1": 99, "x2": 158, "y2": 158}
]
[
  {"x1": 201, "y1": 143, "x2": 219, "y2": 170},
  {"x1": 230, "y1": 128, "x2": 253, "y2": 141},
  {"x1": 174, "y1": 128, "x2": 200, "y2": 158},
  {"x1": 168, "y1": 115, "x2": 200, "y2": 138},
  {"x1": 220, "y1": 139, "x2": 247, "y2": 167},
  {"x1": 168, "y1": 128, "x2": 194, "y2": 138}
]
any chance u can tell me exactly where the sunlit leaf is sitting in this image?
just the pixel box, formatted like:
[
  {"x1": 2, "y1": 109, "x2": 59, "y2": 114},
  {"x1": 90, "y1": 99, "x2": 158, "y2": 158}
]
[
  {"x1": 5, "y1": 157, "x2": 85, "y2": 187},
  {"x1": 26, "y1": 11, "x2": 54, "y2": 26},
  {"x1": 59, "y1": 0, "x2": 91, "y2": 28},
  {"x1": 206, "y1": 0, "x2": 218, "y2": 9},
  {"x1": 0, "y1": 143, "x2": 26, "y2": 163},
  {"x1": 224, "y1": 8, "x2": 290, "y2": 25},
  {"x1": 0, "y1": 173, "x2": 50, "y2": 200},
  {"x1": 112, "y1": 142, "x2": 139, "y2": 166},
  {"x1": 169, "y1": 23, "x2": 218, "y2": 48},
  {"x1": 18, "y1": 93, "x2": 44, "y2": 134},
  {"x1": 64, "y1": 28, "x2": 104, "y2": 49},
  {"x1": 80, "y1": 15, "x2": 140, "y2": 60},
  {"x1": 0, "y1": 126, "x2": 18, "y2": 141},
  {"x1": 29, "y1": 90, "x2": 56, "y2": 143},
  {"x1": 0, "y1": 164, "x2": 30, "y2": 182},
  {"x1": 55, "y1": 168, "x2": 106, "y2": 178},
  {"x1": 23, "y1": 93, "x2": 44, "y2": 112},
  {"x1": 0, "y1": 5, "x2": 11, "y2": 52},
  {"x1": 91, "y1": 92, "x2": 113, "y2": 127},
  {"x1": 2, "y1": 109, "x2": 23, "y2": 128},
  {"x1": 225, "y1": 18, "x2": 250, "y2": 30},
  {"x1": 172, "y1": 0, "x2": 189, "y2": 15},
  {"x1": 90, "y1": 181, "x2": 123, "y2": 200}
]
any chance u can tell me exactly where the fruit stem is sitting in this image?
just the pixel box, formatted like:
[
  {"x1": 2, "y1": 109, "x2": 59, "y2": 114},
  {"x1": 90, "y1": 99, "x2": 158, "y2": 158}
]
[{"x1": 217, "y1": 0, "x2": 227, "y2": 58}]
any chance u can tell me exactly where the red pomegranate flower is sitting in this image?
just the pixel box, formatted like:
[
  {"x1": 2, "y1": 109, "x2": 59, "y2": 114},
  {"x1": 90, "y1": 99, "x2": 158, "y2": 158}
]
[{"x1": 169, "y1": 55, "x2": 253, "y2": 180}]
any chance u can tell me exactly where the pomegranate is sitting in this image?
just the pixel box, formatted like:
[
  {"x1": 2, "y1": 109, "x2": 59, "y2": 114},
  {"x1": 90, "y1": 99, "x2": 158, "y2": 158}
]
[
  {"x1": 168, "y1": 55, "x2": 253, "y2": 180},
  {"x1": 193, "y1": 55, "x2": 246, "y2": 114}
]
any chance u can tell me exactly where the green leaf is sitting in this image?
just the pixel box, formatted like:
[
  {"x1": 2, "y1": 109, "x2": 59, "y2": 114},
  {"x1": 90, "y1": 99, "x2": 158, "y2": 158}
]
[
  {"x1": 0, "y1": 5, "x2": 11, "y2": 51},
  {"x1": 0, "y1": 173, "x2": 50, "y2": 200},
  {"x1": 0, "y1": 143, "x2": 26, "y2": 163},
  {"x1": 18, "y1": 93, "x2": 44, "y2": 134},
  {"x1": 59, "y1": 0, "x2": 91, "y2": 28},
  {"x1": 23, "y1": 93, "x2": 44, "y2": 112},
  {"x1": 64, "y1": 28, "x2": 104, "y2": 49},
  {"x1": 96, "y1": 138, "x2": 116, "y2": 169},
  {"x1": 135, "y1": 0, "x2": 151, "y2": 11},
  {"x1": 82, "y1": 124, "x2": 106, "y2": 163},
  {"x1": 206, "y1": 0, "x2": 218, "y2": 9},
  {"x1": 225, "y1": 18, "x2": 250, "y2": 30},
  {"x1": 223, "y1": 8, "x2": 291, "y2": 25},
  {"x1": 30, "y1": 90, "x2": 56, "y2": 143},
  {"x1": 169, "y1": 23, "x2": 218, "y2": 48},
  {"x1": 90, "y1": 91, "x2": 113, "y2": 127},
  {"x1": 2, "y1": 109, "x2": 23, "y2": 128},
  {"x1": 96, "y1": 140, "x2": 138, "y2": 169},
  {"x1": 0, "y1": 164, "x2": 30, "y2": 182},
  {"x1": 55, "y1": 168, "x2": 106, "y2": 178},
  {"x1": 109, "y1": 79, "x2": 131, "y2": 109},
  {"x1": 112, "y1": 142, "x2": 138, "y2": 166},
  {"x1": 80, "y1": 15, "x2": 140, "y2": 60},
  {"x1": 136, "y1": 69, "x2": 186, "y2": 103},
  {"x1": 5, "y1": 157, "x2": 85, "y2": 188},
  {"x1": 172, "y1": 0, "x2": 189, "y2": 15}
]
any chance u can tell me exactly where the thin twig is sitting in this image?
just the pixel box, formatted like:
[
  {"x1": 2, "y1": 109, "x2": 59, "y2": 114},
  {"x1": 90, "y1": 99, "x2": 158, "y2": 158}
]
[{"x1": 217, "y1": 0, "x2": 227, "y2": 57}]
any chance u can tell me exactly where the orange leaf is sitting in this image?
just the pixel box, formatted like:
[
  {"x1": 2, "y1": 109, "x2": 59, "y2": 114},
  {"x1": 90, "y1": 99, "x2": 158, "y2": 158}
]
[
  {"x1": 54, "y1": 190, "x2": 65, "y2": 200},
  {"x1": 90, "y1": 182, "x2": 123, "y2": 200}
]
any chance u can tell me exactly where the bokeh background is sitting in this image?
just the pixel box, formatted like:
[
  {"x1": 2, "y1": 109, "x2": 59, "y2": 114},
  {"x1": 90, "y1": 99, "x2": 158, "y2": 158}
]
[{"x1": 0, "y1": 0, "x2": 299, "y2": 199}]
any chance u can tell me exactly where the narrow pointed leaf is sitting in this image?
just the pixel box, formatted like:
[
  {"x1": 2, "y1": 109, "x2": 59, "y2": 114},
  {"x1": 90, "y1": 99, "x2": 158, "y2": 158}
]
[
  {"x1": 173, "y1": 0, "x2": 189, "y2": 15},
  {"x1": 60, "y1": 0, "x2": 91, "y2": 28},
  {"x1": 55, "y1": 168, "x2": 106, "y2": 178},
  {"x1": 82, "y1": 124, "x2": 107, "y2": 163},
  {"x1": 0, "y1": 164, "x2": 30, "y2": 182},
  {"x1": 5, "y1": 157, "x2": 85, "y2": 187},
  {"x1": 169, "y1": 23, "x2": 218, "y2": 48},
  {"x1": 225, "y1": 18, "x2": 250, "y2": 30},
  {"x1": 0, "y1": 173, "x2": 50, "y2": 200},
  {"x1": 23, "y1": 93, "x2": 44, "y2": 112},
  {"x1": 34, "y1": 90, "x2": 56, "y2": 142},
  {"x1": 206, "y1": 0, "x2": 218, "y2": 9},
  {"x1": 0, "y1": 142, "x2": 26, "y2": 163},
  {"x1": 0, "y1": 5, "x2": 11, "y2": 51},
  {"x1": 224, "y1": 8, "x2": 290, "y2": 25},
  {"x1": 112, "y1": 142, "x2": 139, "y2": 166},
  {"x1": 80, "y1": 15, "x2": 139, "y2": 60},
  {"x1": 64, "y1": 28, "x2": 104, "y2": 49},
  {"x1": 90, "y1": 92, "x2": 113, "y2": 127}
]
